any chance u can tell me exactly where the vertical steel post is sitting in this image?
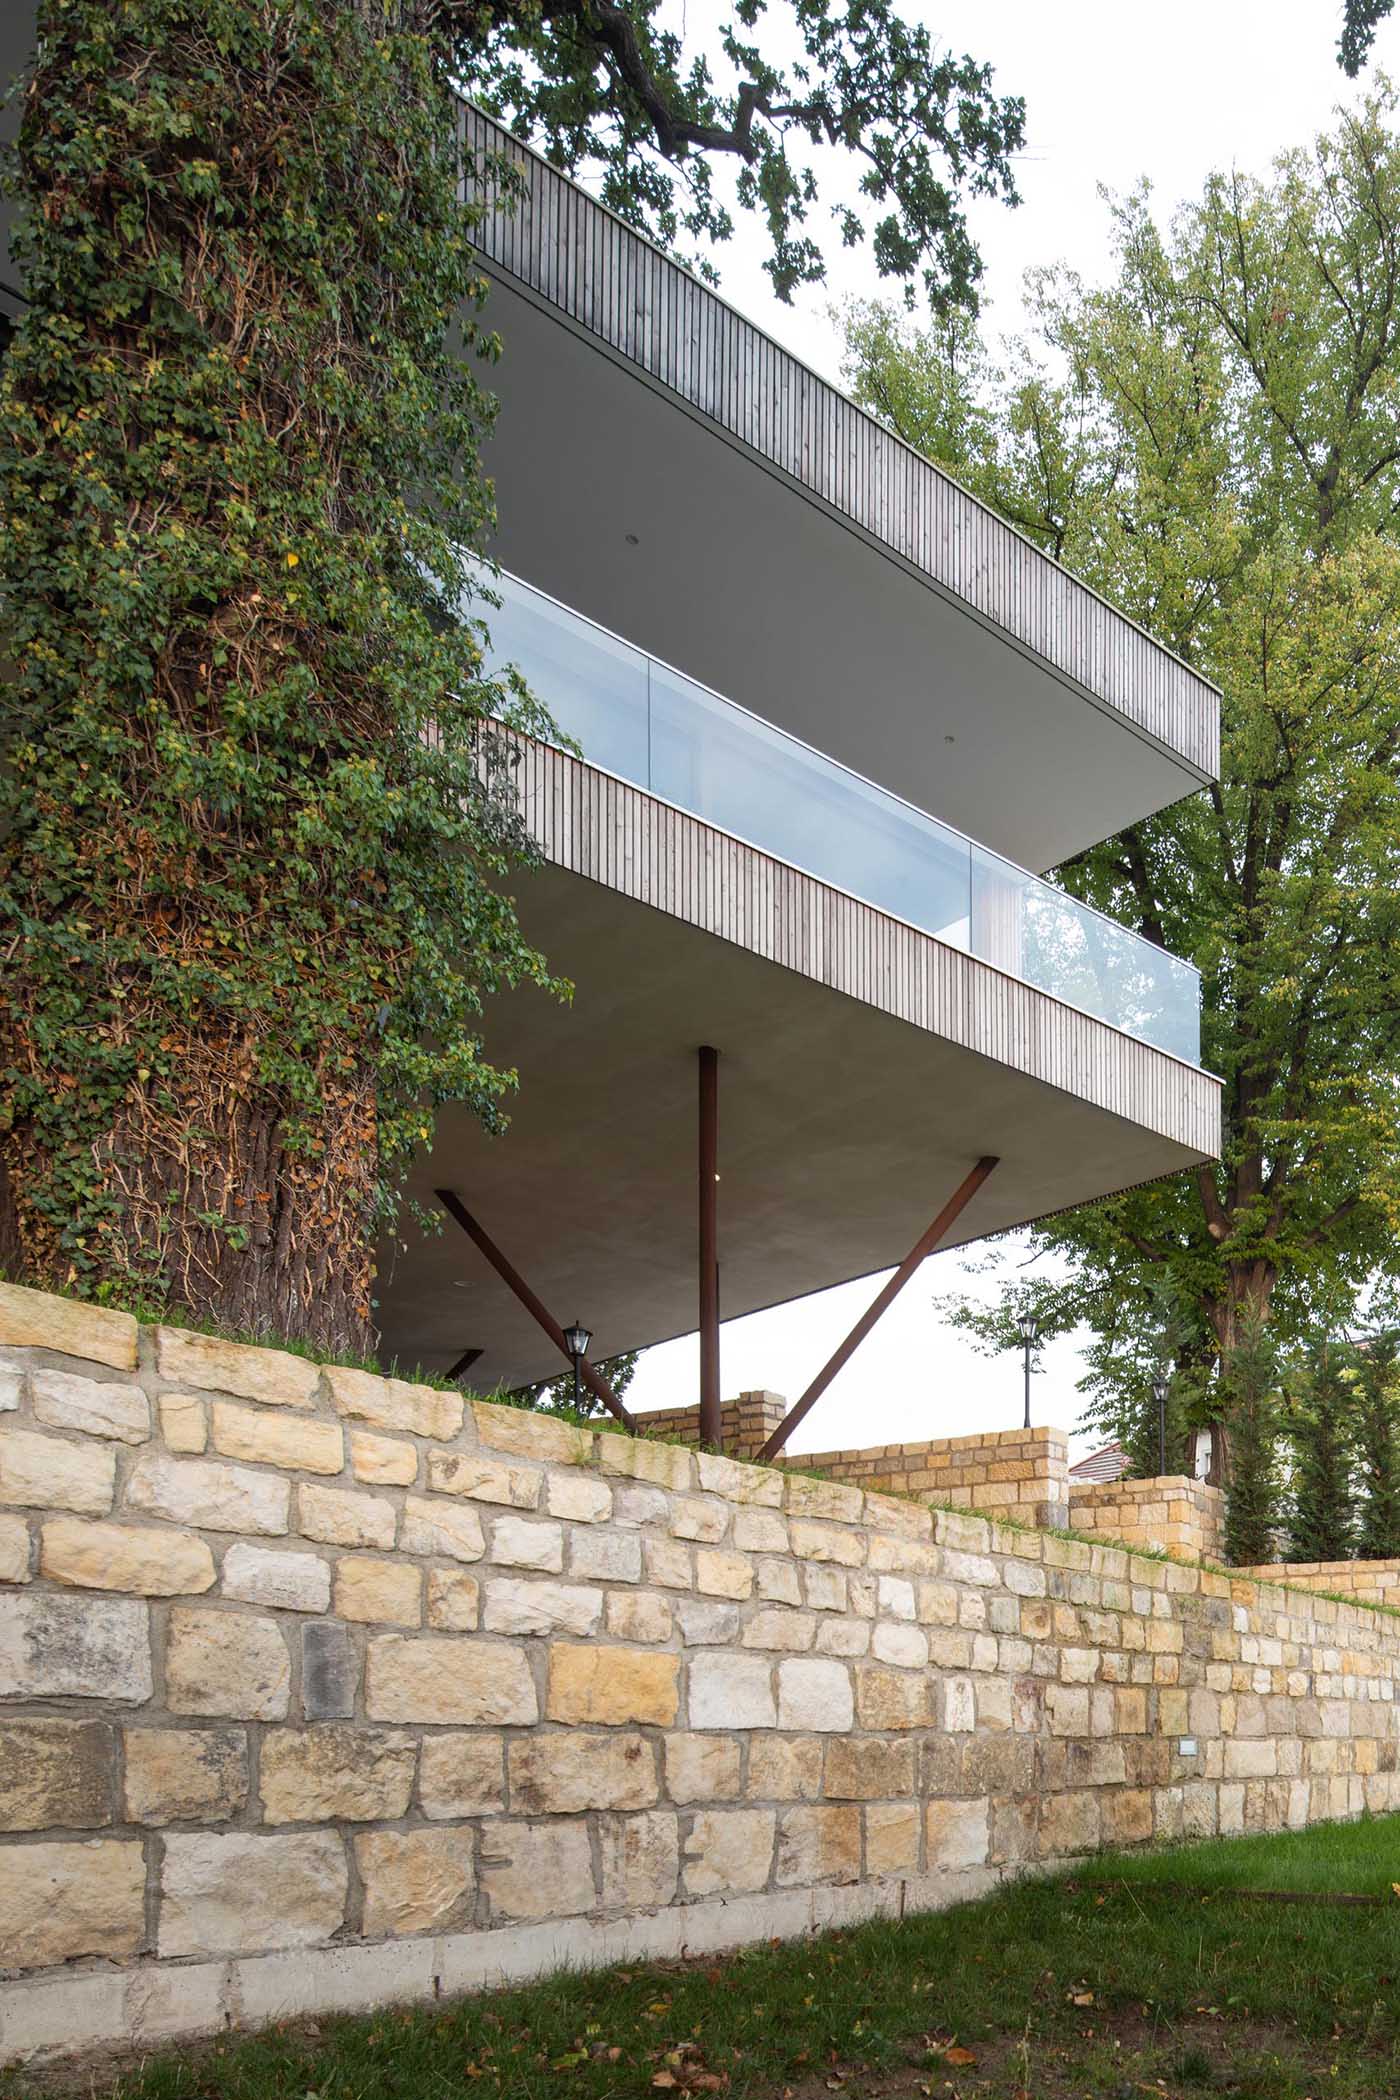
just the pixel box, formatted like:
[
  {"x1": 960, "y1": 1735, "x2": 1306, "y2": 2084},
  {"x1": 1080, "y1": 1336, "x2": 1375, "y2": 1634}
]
[{"x1": 698, "y1": 1045, "x2": 721, "y2": 1450}]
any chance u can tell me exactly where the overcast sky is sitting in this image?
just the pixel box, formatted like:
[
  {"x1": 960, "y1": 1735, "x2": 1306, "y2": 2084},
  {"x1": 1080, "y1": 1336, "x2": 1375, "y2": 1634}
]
[{"x1": 618, "y1": 0, "x2": 1400, "y2": 1452}]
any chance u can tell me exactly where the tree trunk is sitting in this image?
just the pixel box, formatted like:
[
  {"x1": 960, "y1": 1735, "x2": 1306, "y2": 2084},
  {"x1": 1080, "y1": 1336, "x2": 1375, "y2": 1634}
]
[{"x1": 1, "y1": 1028, "x2": 378, "y2": 1354}]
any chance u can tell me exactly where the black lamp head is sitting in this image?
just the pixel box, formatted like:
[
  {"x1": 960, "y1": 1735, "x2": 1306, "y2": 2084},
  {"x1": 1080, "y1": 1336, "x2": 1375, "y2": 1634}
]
[{"x1": 563, "y1": 1320, "x2": 592, "y2": 1362}]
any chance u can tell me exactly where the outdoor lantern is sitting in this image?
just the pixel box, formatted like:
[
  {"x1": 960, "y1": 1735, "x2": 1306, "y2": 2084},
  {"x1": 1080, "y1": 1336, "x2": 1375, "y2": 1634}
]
[
  {"x1": 1153, "y1": 1373, "x2": 1169, "y2": 1477},
  {"x1": 563, "y1": 1320, "x2": 592, "y2": 1415},
  {"x1": 1017, "y1": 1312, "x2": 1039, "y2": 1429}
]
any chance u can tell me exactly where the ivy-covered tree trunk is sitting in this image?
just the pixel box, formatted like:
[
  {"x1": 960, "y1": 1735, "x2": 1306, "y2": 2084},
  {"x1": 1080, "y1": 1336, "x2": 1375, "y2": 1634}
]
[
  {"x1": 0, "y1": 1, "x2": 553, "y2": 1350},
  {"x1": 1221, "y1": 1327, "x2": 1282, "y2": 1567}
]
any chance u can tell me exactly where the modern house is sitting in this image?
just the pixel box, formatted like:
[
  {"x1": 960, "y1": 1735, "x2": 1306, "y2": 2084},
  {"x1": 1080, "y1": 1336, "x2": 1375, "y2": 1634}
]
[
  {"x1": 0, "y1": 23, "x2": 1222, "y2": 1443},
  {"x1": 373, "y1": 110, "x2": 1221, "y2": 1439}
]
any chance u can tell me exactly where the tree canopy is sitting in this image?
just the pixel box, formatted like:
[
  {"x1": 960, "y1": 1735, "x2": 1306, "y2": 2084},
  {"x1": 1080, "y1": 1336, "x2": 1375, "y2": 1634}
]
[
  {"x1": 457, "y1": 0, "x2": 1024, "y2": 309},
  {"x1": 846, "y1": 96, "x2": 1400, "y2": 1441}
]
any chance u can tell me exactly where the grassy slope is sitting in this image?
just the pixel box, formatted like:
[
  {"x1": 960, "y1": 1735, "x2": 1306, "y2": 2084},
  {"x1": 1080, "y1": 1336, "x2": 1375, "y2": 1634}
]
[{"x1": 19, "y1": 1817, "x2": 1400, "y2": 2100}]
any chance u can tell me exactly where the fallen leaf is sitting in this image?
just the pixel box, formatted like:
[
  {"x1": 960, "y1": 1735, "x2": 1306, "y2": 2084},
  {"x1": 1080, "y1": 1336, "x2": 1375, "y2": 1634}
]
[
  {"x1": 651, "y1": 2076, "x2": 678, "y2": 2091},
  {"x1": 943, "y1": 2046, "x2": 978, "y2": 2067}
]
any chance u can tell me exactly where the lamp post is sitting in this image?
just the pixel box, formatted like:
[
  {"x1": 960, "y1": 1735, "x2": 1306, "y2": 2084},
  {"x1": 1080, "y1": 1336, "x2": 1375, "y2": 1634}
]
[
  {"x1": 1017, "y1": 1312, "x2": 1039, "y2": 1430},
  {"x1": 562, "y1": 1320, "x2": 592, "y2": 1418},
  {"x1": 1153, "y1": 1373, "x2": 1169, "y2": 1477}
]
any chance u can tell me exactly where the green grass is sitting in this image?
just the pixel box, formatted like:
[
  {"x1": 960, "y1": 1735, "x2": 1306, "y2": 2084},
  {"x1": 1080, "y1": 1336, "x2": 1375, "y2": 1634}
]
[
  {"x1": 21, "y1": 1821, "x2": 1400, "y2": 2100},
  {"x1": 1084, "y1": 1810, "x2": 1400, "y2": 1898}
]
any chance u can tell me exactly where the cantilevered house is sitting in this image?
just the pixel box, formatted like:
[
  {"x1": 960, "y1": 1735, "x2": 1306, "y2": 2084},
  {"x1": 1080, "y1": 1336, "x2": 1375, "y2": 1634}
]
[{"x1": 374, "y1": 111, "x2": 1221, "y2": 1442}]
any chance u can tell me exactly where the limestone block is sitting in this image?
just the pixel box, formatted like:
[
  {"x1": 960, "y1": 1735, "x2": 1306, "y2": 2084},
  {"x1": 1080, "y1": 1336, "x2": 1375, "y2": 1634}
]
[
  {"x1": 155, "y1": 1327, "x2": 320, "y2": 1408},
  {"x1": 299, "y1": 1481, "x2": 396, "y2": 1550},
  {"x1": 599, "y1": 1810, "x2": 680, "y2": 1909},
  {"x1": 854, "y1": 1666, "x2": 933, "y2": 1731},
  {"x1": 427, "y1": 1452, "x2": 542, "y2": 1508},
  {"x1": 546, "y1": 1641, "x2": 679, "y2": 1726},
  {"x1": 865, "y1": 1802, "x2": 920, "y2": 1876},
  {"x1": 615, "y1": 1484, "x2": 670, "y2": 1527},
  {"x1": 474, "y1": 1401, "x2": 591, "y2": 1466},
  {"x1": 0, "y1": 1426, "x2": 115, "y2": 1514},
  {"x1": 32, "y1": 1368, "x2": 149, "y2": 1444},
  {"x1": 357, "y1": 1827, "x2": 475, "y2": 1937},
  {"x1": 1102, "y1": 1788, "x2": 1154, "y2": 1845},
  {"x1": 0, "y1": 1591, "x2": 151, "y2": 1701},
  {"x1": 260, "y1": 1726, "x2": 416, "y2": 1822},
  {"x1": 165, "y1": 1606, "x2": 290, "y2": 1719},
  {"x1": 127, "y1": 1453, "x2": 289, "y2": 1536},
  {"x1": 483, "y1": 1577, "x2": 603, "y2": 1637},
  {"x1": 607, "y1": 1592, "x2": 673, "y2": 1643},
  {"x1": 925, "y1": 1796, "x2": 990, "y2": 1871},
  {"x1": 399, "y1": 1495, "x2": 485, "y2": 1563},
  {"x1": 756, "y1": 1558, "x2": 803, "y2": 1606},
  {"x1": 325, "y1": 1364, "x2": 463, "y2": 1442},
  {"x1": 159, "y1": 1393, "x2": 208, "y2": 1453},
  {"x1": 159, "y1": 1830, "x2": 347, "y2": 1956},
  {"x1": 0, "y1": 1512, "x2": 29, "y2": 1583},
  {"x1": 547, "y1": 1472, "x2": 613, "y2": 1523},
  {"x1": 1045, "y1": 1686, "x2": 1090, "y2": 1737},
  {"x1": 644, "y1": 1537, "x2": 693, "y2": 1589},
  {"x1": 479, "y1": 1819, "x2": 595, "y2": 1921},
  {"x1": 876, "y1": 1575, "x2": 916, "y2": 1622},
  {"x1": 490, "y1": 1516, "x2": 565, "y2": 1572},
  {"x1": 671, "y1": 1496, "x2": 729, "y2": 1544},
  {"x1": 0, "y1": 1718, "x2": 113, "y2": 1831},
  {"x1": 419, "y1": 1732, "x2": 505, "y2": 1818},
  {"x1": 1037, "y1": 1789, "x2": 1100, "y2": 1858},
  {"x1": 747, "y1": 1736, "x2": 823, "y2": 1800},
  {"x1": 743, "y1": 1608, "x2": 817, "y2": 1652},
  {"x1": 211, "y1": 1401, "x2": 343, "y2": 1476},
  {"x1": 366, "y1": 1635, "x2": 538, "y2": 1725},
  {"x1": 426, "y1": 1569, "x2": 480, "y2": 1631},
  {"x1": 917, "y1": 1580, "x2": 959, "y2": 1626},
  {"x1": 695, "y1": 1549, "x2": 753, "y2": 1599},
  {"x1": 815, "y1": 1618, "x2": 871, "y2": 1658},
  {"x1": 0, "y1": 1838, "x2": 145, "y2": 1968},
  {"x1": 123, "y1": 1726, "x2": 248, "y2": 1825},
  {"x1": 871, "y1": 1624, "x2": 929, "y2": 1670},
  {"x1": 777, "y1": 1657, "x2": 854, "y2": 1732},
  {"x1": 41, "y1": 1517, "x2": 215, "y2": 1596},
  {"x1": 0, "y1": 1282, "x2": 137, "y2": 1369},
  {"x1": 776, "y1": 1803, "x2": 861, "y2": 1886},
  {"x1": 598, "y1": 1433, "x2": 693, "y2": 1492},
  {"x1": 664, "y1": 1732, "x2": 741, "y2": 1803},
  {"x1": 784, "y1": 1476, "x2": 864, "y2": 1524},
  {"x1": 682, "y1": 1808, "x2": 775, "y2": 1896},
  {"x1": 823, "y1": 1736, "x2": 915, "y2": 1801},
  {"x1": 335, "y1": 1556, "x2": 422, "y2": 1626},
  {"x1": 570, "y1": 1529, "x2": 642, "y2": 1583},
  {"x1": 1224, "y1": 1738, "x2": 1279, "y2": 1778},
  {"x1": 509, "y1": 1731, "x2": 658, "y2": 1813},
  {"x1": 943, "y1": 1679, "x2": 976, "y2": 1733},
  {"x1": 696, "y1": 1451, "x2": 784, "y2": 1506},
  {"x1": 350, "y1": 1430, "x2": 418, "y2": 1486},
  {"x1": 302, "y1": 1622, "x2": 358, "y2": 1720},
  {"x1": 675, "y1": 1598, "x2": 741, "y2": 1646},
  {"x1": 805, "y1": 1570, "x2": 847, "y2": 1612},
  {"x1": 735, "y1": 1508, "x2": 789, "y2": 1554},
  {"x1": 688, "y1": 1650, "x2": 776, "y2": 1729},
  {"x1": 222, "y1": 1544, "x2": 331, "y2": 1613},
  {"x1": 789, "y1": 1519, "x2": 863, "y2": 1567}
]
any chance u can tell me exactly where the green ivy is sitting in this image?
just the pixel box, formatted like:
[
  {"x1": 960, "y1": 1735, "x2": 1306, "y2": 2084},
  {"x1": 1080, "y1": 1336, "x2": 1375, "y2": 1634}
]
[{"x1": 0, "y1": 0, "x2": 561, "y2": 1350}]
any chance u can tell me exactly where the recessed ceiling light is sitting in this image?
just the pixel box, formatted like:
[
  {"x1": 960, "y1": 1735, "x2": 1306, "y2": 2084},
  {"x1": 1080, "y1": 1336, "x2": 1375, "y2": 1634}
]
[
  {"x1": 625, "y1": 532, "x2": 640, "y2": 545},
  {"x1": 944, "y1": 733, "x2": 956, "y2": 744}
]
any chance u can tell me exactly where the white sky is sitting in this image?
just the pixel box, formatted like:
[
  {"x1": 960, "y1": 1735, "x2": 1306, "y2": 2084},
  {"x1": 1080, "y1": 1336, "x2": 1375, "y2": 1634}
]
[{"x1": 617, "y1": 0, "x2": 1400, "y2": 1452}]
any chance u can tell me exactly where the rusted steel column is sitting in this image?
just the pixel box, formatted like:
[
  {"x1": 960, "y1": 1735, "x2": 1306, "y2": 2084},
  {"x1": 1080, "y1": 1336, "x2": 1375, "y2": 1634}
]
[
  {"x1": 756, "y1": 1155, "x2": 1000, "y2": 1463},
  {"x1": 698, "y1": 1045, "x2": 721, "y2": 1450},
  {"x1": 435, "y1": 1189, "x2": 635, "y2": 1433}
]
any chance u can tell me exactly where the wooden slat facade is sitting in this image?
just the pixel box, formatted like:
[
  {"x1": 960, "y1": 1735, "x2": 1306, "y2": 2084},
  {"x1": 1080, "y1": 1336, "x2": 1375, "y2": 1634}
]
[
  {"x1": 462, "y1": 104, "x2": 1220, "y2": 784},
  {"x1": 515, "y1": 735, "x2": 1221, "y2": 1160}
]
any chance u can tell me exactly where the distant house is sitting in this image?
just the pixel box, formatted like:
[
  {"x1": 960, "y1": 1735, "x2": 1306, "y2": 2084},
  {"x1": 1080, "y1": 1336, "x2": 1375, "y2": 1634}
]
[{"x1": 1069, "y1": 1441, "x2": 1130, "y2": 1484}]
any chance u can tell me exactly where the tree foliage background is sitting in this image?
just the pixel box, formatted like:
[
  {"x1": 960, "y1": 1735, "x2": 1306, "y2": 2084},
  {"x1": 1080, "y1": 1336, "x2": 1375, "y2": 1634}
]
[
  {"x1": 845, "y1": 97, "x2": 1400, "y2": 1448},
  {"x1": 0, "y1": 0, "x2": 1022, "y2": 1354}
]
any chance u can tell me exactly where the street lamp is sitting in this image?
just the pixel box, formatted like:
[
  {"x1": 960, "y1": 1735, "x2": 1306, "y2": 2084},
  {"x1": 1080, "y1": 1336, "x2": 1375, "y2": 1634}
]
[
  {"x1": 562, "y1": 1320, "x2": 592, "y2": 1416},
  {"x1": 1153, "y1": 1373, "x2": 1169, "y2": 1477},
  {"x1": 1017, "y1": 1311, "x2": 1039, "y2": 1430}
]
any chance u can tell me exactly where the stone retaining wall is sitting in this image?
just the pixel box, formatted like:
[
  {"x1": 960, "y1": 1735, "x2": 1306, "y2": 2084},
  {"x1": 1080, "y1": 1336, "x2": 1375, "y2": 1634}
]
[
  {"x1": 1068, "y1": 1476, "x2": 1225, "y2": 1563},
  {"x1": 2, "y1": 1281, "x2": 1399, "y2": 2067},
  {"x1": 794, "y1": 1426, "x2": 1069, "y2": 1532},
  {"x1": 1236, "y1": 1558, "x2": 1400, "y2": 1608}
]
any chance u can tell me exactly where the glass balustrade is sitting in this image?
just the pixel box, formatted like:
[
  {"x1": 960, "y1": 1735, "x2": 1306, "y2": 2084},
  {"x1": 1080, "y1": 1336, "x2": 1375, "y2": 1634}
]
[{"x1": 481, "y1": 566, "x2": 1202, "y2": 1065}]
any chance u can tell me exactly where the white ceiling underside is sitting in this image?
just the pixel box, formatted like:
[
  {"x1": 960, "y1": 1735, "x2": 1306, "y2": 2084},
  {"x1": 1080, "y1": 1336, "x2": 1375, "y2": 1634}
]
[{"x1": 481, "y1": 277, "x2": 1207, "y2": 878}]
